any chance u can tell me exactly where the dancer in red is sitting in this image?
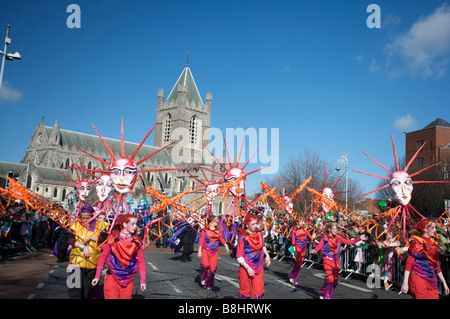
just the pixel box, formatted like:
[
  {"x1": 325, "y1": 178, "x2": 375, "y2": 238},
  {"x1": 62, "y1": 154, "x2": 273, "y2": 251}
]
[
  {"x1": 92, "y1": 214, "x2": 146, "y2": 299},
  {"x1": 288, "y1": 220, "x2": 312, "y2": 285},
  {"x1": 311, "y1": 222, "x2": 366, "y2": 299},
  {"x1": 401, "y1": 218, "x2": 449, "y2": 299},
  {"x1": 236, "y1": 214, "x2": 271, "y2": 299},
  {"x1": 198, "y1": 216, "x2": 229, "y2": 289}
]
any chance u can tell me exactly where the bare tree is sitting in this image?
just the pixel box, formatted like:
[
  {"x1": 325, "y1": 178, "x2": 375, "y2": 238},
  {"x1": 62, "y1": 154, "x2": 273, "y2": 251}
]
[{"x1": 263, "y1": 149, "x2": 364, "y2": 214}]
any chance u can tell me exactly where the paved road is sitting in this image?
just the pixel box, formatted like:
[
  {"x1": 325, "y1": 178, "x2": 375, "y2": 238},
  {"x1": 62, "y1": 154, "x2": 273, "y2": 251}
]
[{"x1": 1, "y1": 246, "x2": 413, "y2": 300}]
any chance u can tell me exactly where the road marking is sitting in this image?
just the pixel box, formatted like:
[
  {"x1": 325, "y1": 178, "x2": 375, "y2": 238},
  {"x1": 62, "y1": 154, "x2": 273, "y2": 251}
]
[
  {"x1": 147, "y1": 261, "x2": 159, "y2": 271},
  {"x1": 276, "y1": 279, "x2": 297, "y2": 290},
  {"x1": 313, "y1": 273, "x2": 372, "y2": 292},
  {"x1": 167, "y1": 280, "x2": 182, "y2": 293},
  {"x1": 215, "y1": 274, "x2": 240, "y2": 288}
]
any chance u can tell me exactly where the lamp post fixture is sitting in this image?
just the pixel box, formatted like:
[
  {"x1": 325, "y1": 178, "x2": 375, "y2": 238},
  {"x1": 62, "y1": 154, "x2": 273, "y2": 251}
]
[
  {"x1": 336, "y1": 153, "x2": 349, "y2": 210},
  {"x1": 0, "y1": 25, "x2": 22, "y2": 98}
]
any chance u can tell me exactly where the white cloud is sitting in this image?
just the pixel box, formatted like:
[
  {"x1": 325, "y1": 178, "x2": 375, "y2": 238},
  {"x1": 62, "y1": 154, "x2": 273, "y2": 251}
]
[
  {"x1": 386, "y1": 5, "x2": 450, "y2": 78},
  {"x1": 368, "y1": 58, "x2": 380, "y2": 73},
  {"x1": 394, "y1": 114, "x2": 418, "y2": 131},
  {"x1": 0, "y1": 82, "x2": 23, "y2": 103}
]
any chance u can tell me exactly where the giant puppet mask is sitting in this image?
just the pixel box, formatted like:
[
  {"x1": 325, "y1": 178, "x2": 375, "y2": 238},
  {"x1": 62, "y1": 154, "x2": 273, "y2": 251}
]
[
  {"x1": 225, "y1": 167, "x2": 246, "y2": 197},
  {"x1": 282, "y1": 195, "x2": 294, "y2": 214},
  {"x1": 109, "y1": 157, "x2": 138, "y2": 194},
  {"x1": 390, "y1": 171, "x2": 413, "y2": 206},
  {"x1": 205, "y1": 183, "x2": 218, "y2": 205},
  {"x1": 96, "y1": 174, "x2": 114, "y2": 202},
  {"x1": 76, "y1": 181, "x2": 91, "y2": 202},
  {"x1": 321, "y1": 187, "x2": 334, "y2": 213}
]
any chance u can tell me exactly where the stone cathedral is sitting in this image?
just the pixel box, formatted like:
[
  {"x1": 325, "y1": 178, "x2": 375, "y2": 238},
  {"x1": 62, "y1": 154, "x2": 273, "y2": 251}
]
[{"x1": 0, "y1": 62, "x2": 219, "y2": 210}]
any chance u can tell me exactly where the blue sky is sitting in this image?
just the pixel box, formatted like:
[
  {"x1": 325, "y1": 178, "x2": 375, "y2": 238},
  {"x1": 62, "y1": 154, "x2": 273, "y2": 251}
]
[{"x1": 0, "y1": 1, "x2": 449, "y2": 198}]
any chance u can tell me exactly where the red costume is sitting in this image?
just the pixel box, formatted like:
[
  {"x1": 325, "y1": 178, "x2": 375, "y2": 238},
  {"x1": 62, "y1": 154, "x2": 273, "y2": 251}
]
[
  {"x1": 405, "y1": 219, "x2": 442, "y2": 299},
  {"x1": 199, "y1": 225, "x2": 227, "y2": 289},
  {"x1": 236, "y1": 214, "x2": 266, "y2": 299},
  {"x1": 94, "y1": 214, "x2": 146, "y2": 299},
  {"x1": 314, "y1": 233, "x2": 361, "y2": 299},
  {"x1": 288, "y1": 226, "x2": 312, "y2": 284}
]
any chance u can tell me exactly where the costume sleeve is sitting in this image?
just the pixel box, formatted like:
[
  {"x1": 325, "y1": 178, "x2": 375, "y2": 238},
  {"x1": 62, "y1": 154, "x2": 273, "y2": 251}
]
[
  {"x1": 236, "y1": 234, "x2": 244, "y2": 263},
  {"x1": 341, "y1": 236, "x2": 361, "y2": 245},
  {"x1": 137, "y1": 245, "x2": 146, "y2": 284},
  {"x1": 94, "y1": 243, "x2": 110, "y2": 280},
  {"x1": 67, "y1": 233, "x2": 76, "y2": 247},
  {"x1": 314, "y1": 237, "x2": 324, "y2": 252},
  {"x1": 219, "y1": 233, "x2": 227, "y2": 246},
  {"x1": 199, "y1": 230, "x2": 206, "y2": 248}
]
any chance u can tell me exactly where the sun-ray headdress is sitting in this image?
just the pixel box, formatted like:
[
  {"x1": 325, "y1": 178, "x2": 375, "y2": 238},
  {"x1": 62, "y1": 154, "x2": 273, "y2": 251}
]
[
  {"x1": 73, "y1": 118, "x2": 180, "y2": 231},
  {"x1": 353, "y1": 134, "x2": 449, "y2": 239}
]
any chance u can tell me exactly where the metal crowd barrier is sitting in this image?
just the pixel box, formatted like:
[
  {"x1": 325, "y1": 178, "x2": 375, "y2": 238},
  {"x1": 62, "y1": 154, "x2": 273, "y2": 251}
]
[{"x1": 269, "y1": 238, "x2": 450, "y2": 297}]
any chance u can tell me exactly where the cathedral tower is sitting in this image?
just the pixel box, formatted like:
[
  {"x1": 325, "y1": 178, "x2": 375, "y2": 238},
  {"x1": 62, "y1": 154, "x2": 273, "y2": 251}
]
[{"x1": 154, "y1": 60, "x2": 212, "y2": 165}]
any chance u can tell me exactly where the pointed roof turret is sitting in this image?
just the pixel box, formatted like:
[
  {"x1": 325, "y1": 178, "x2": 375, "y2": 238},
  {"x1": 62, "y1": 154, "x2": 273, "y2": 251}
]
[
  {"x1": 49, "y1": 119, "x2": 61, "y2": 145},
  {"x1": 165, "y1": 65, "x2": 204, "y2": 107}
]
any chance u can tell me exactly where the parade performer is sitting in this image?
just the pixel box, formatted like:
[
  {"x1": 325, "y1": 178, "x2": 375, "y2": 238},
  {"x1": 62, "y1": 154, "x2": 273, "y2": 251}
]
[
  {"x1": 198, "y1": 216, "x2": 229, "y2": 289},
  {"x1": 311, "y1": 222, "x2": 366, "y2": 299},
  {"x1": 401, "y1": 218, "x2": 449, "y2": 299},
  {"x1": 236, "y1": 214, "x2": 271, "y2": 299},
  {"x1": 92, "y1": 214, "x2": 146, "y2": 299},
  {"x1": 67, "y1": 205, "x2": 106, "y2": 299},
  {"x1": 288, "y1": 220, "x2": 312, "y2": 285}
]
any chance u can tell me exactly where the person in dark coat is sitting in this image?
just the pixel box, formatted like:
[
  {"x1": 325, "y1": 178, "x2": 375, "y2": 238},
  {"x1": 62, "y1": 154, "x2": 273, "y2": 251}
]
[{"x1": 179, "y1": 225, "x2": 197, "y2": 262}]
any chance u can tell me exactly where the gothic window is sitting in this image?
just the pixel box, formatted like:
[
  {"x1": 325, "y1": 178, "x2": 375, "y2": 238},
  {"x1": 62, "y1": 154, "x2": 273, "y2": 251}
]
[
  {"x1": 189, "y1": 116, "x2": 199, "y2": 145},
  {"x1": 26, "y1": 174, "x2": 33, "y2": 188},
  {"x1": 53, "y1": 188, "x2": 58, "y2": 198},
  {"x1": 87, "y1": 161, "x2": 92, "y2": 170},
  {"x1": 163, "y1": 113, "x2": 172, "y2": 143}
]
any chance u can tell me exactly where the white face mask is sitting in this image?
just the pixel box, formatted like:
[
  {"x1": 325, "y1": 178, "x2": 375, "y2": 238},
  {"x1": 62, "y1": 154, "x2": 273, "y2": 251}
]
[
  {"x1": 390, "y1": 171, "x2": 413, "y2": 206},
  {"x1": 224, "y1": 167, "x2": 245, "y2": 197},
  {"x1": 282, "y1": 196, "x2": 293, "y2": 214},
  {"x1": 205, "y1": 184, "x2": 218, "y2": 204},
  {"x1": 321, "y1": 187, "x2": 334, "y2": 213},
  {"x1": 76, "y1": 181, "x2": 91, "y2": 202},
  {"x1": 96, "y1": 174, "x2": 113, "y2": 202},
  {"x1": 109, "y1": 157, "x2": 138, "y2": 194}
]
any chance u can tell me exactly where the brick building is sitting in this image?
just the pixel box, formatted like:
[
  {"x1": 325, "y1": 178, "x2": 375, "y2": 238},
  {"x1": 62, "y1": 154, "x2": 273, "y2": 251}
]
[{"x1": 405, "y1": 117, "x2": 450, "y2": 178}]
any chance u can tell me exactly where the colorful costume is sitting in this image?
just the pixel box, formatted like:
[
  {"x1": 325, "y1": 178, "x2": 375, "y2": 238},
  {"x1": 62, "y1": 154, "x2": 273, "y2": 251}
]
[
  {"x1": 288, "y1": 226, "x2": 312, "y2": 284},
  {"x1": 67, "y1": 205, "x2": 105, "y2": 299},
  {"x1": 236, "y1": 214, "x2": 268, "y2": 299},
  {"x1": 94, "y1": 214, "x2": 146, "y2": 299},
  {"x1": 405, "y1": 219, "x2": 442, "y2": 299},
  {"x1": 314, "y1": 233, "x2": 361, "y2": 299},
  {"x1": 199, "y1": 224, "x2": 227, "y2": 289}
]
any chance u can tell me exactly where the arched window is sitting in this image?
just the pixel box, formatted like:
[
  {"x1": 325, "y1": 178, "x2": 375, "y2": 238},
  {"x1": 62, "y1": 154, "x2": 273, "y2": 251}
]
[
  {"x1": 26, "y1": 174, "x2": 33, "y2": 188},
  {"x1": 189, "y1": 115, "x2": 199, "y2": 145},
  {"x1": 163, "y1": 113, "x2": 172, "y2": 143},
  {"x1": 53, "y1": 188, "x2": 58, "y2": 198},
  {"x1": 62, "y1": 189, "x2": 67, "y2": 201}
]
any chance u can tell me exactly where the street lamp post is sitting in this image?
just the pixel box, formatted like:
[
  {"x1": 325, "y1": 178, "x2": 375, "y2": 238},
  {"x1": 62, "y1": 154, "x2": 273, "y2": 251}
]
[
  {"x1": 336, "y1": 153, "x2": 349, "y2": 210},
  {"x1": 0, "y1": 25, "x2": 22, "y2": 98}
]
